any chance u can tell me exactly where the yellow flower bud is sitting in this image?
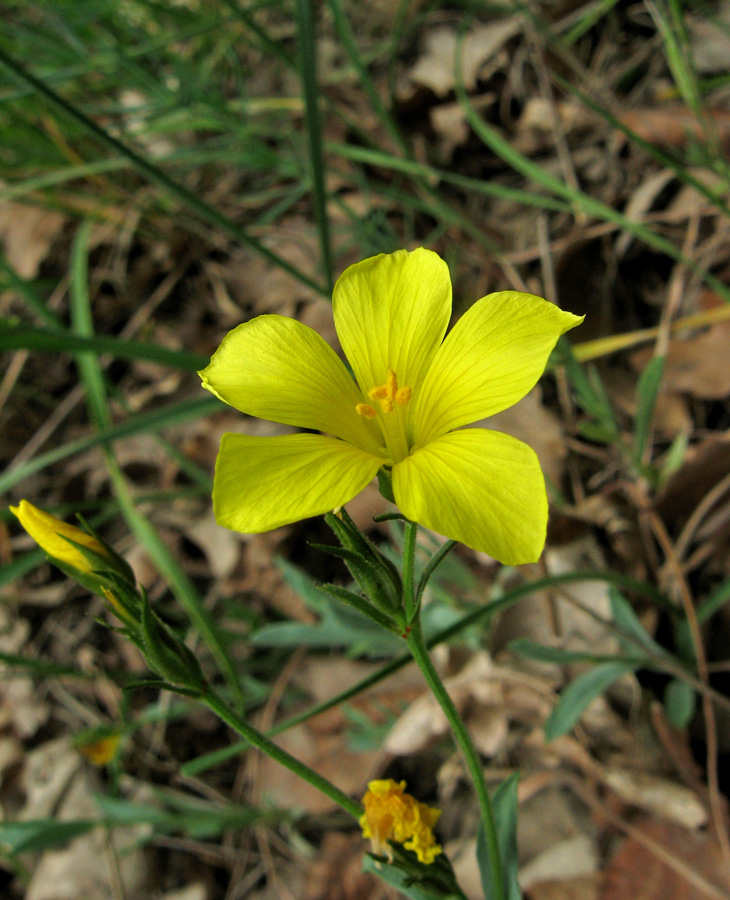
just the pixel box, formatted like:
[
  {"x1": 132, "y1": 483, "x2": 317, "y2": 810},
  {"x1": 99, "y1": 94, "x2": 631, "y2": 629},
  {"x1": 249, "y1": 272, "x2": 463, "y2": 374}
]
[{"x1": 10, "y1": 500, "x2": 113, "y2": 575}]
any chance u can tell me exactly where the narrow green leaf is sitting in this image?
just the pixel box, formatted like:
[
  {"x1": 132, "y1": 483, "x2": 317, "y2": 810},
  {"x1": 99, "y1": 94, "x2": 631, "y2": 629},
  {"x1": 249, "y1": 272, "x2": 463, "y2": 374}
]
[
  {"x1": 545, "y1": 661, "x2": 637, "y2": 742},
  {"x1": 697, "y1": 577, "x2": 730, "y2": 624},
  {"x1": 0, "y1": 256, "x2": 63, "y2": 328},
  {"x1": 609, "y1": 588, "x2": 667, "y2": 658},
  {"x1": 477, "y1": 774, "x2": 521, "y2": 900},
  {"x1": 0, "y1": 322, "x2": 207, "y2": 371},
  {"x1": 295, "y1": 0, "x2": 334, "y2": 291},
  {"x1": 318, "y1": 582, "x2": 398, "y2": 632},
  {"x1": 0, "y1": 820, "x2": 96, "y2": 855},
  {"x1": 633, "y1": 356, "x2": 665, "y2": 467},
  {"x1": 663, "y1": 678, "x2": 696, "y2": 729},
  {"x1": 510, "y1": 638, "x2": 641, "y2": 667},
  {"x1": 185, "y1": 571, "x2": 668, "y2": 778}
]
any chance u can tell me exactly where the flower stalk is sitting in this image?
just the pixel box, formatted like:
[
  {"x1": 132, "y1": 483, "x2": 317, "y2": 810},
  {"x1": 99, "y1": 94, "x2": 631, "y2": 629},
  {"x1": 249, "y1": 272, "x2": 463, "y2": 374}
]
[
  {"x1": 405, "y1": 616, "x2": 506, "y2": 900},
  {"x1": 203, "y1": 688, "x2": 363, "y2": 820}
]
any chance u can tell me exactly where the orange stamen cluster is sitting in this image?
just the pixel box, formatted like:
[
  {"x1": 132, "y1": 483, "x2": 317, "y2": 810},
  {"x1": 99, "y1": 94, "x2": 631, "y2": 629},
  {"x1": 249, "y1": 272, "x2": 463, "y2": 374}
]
[
  {"x1": 360, "y1": 779, "x2": 442, "y2": 864},
  {"x1": 357, "y1": 369, "x2": 411, "y2": 418}
]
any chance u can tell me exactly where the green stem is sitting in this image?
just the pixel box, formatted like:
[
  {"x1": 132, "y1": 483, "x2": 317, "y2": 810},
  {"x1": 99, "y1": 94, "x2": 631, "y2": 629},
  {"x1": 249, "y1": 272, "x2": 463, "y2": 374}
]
[
  {"x1": 402, "y1": 521, "x2": 417, "y2": 621},
  {"x1": 415, "y1": 540, "x2": 457, "y2": 610},
  {"x1": 406, "y1": 619, "x2": 505, "y2": 900},
  {"x1": 203, "y1": 688, "x2": 362, "y2": 820}
]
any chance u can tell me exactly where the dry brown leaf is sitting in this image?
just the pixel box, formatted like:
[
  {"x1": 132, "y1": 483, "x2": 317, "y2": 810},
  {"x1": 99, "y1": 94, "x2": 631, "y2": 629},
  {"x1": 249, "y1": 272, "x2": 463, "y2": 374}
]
[
  {"x1": 519, "y1": 784, "x2": 595, "y2": 865},
  {"x1": 543, "y1": 540, "x2": 619, "y2": 657},
  {"x1": 18, "y1": 738, "x2": 81, "y2": 821},
  {"x1": 385, "y1": 653, "x2": 506, "y2": 757},
  {"x1": 0, "y1": 200, "x2": 65, "y2": 279},
  {"x1": 430, "y1": 93, "x2": 496, "y2": 160},
  {"x1": 615, "y1": 170, "x2": 675, "y2": 258},
  {"x1": 0, "y1": 734, "x2": 23, "y2": 781},
  {"x1": 520, "y1": 835, "x2": 599, "y2": 890},
  {"x1": 526, "y1": 875, "x2": 601, "y2": 900},
  {"x1": 258, "y1": 658, "x2": 423, "y2": 813},
  {"x1": 601, "y1": 817, "x2": 730, "y2": 900},
  {"x1": 173, "y1": 510, "x2": 241, "y2": 579},
  {"x1": 608, "y1": 366, "x2": 692, "y2": 438},
  {"x1": 688, "y1": 2, "x2": 730, "y2": 74},
  {"x1": 483, "y1": 386, "x2": 569, "y2": 489},
  {"x1": 407, "y1": 20, "x2": 519, "y2": 97},
  {"x1": 25, "y1": 771, "x2": 150, "y2": 900},
  {"x1": 632, "y1": 322, "x2": 730, "y2": 400},
  {"x1": 655, "y1": 434, "x2": 730, "y2": 532},
  {"x1": 161, "y1": 887, "x2": 208, "y2": 900},
  {"x1": 257, "y1": 721, "x2": 379, "y2": 815},
  {"x1": 620, "y1": 106, "x2": 730, "y2": 150},
  {"x1": 223, "y1": 218, "x2": 321, "y2": 316},
  {"x1": 602, "y1": 768, "x2": 707, "y2": 830},
  {"x1": 0, "y1": 609, "x2": 50, "y2": 738},
  {"x1": 304, "y1": 833, "x2": 388, "y2": 900},
  {"x1": 514, "y1": 98, "x2": 587, "y2": 156},
  {"x1": 665, "y1": 169, "x2": 729, "y2": 220},
  {"x1": 447, "y1": 834, "x2": 485, "y2": 900}
]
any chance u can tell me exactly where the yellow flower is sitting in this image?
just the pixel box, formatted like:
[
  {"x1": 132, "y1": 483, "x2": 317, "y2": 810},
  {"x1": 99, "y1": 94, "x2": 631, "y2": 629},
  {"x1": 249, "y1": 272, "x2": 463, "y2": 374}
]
[
  {"x1": 10, "y1": 500, "x2": 114, "y2": 575},
  {"x1": 77, "y1": 731, "x2": 121, "y2": 766},
  {"x1": 200, "y1": 249, "x2": 582, "y2": 564},
  {"x1": 360, "y1": 779, "x2": 442, "y2": 864}
]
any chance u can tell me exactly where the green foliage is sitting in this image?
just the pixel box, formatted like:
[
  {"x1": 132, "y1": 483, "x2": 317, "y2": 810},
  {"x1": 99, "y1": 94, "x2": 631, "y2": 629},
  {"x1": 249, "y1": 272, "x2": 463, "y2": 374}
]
[
  {"x1": 664, "y1": 678, "x2": 697, "y2": 729},
  {"x1": 477, "y1": 774, "x2": 521, "y2": 900},
  {"x1": 544, "y1": 661, "x2": 638, "y2": 742},
  {"x1": 633, "y1": 356, "x2": 666, "y2": 474},
  {"x1": 251, "y1": 557, "x2": 405, "y2": 656}
]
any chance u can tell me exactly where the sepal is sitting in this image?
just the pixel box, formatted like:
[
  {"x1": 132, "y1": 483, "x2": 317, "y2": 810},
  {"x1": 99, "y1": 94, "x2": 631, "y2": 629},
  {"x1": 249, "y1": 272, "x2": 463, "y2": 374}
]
[
  {"x1": 309, "y1": 542, "x2": 400, "y2": 615},
  {"x1": 318, "y1": 583, "x2": 401, "y2": 633},
  {"x1": 377, "y1": 467, "x2": 396, "y2": 503},
  {"x1": 324, "y1": 509, "x2": 403, "y2": 608},
  {"x1": 140, "y1": 596, "x2": 206, "y2": 693}
]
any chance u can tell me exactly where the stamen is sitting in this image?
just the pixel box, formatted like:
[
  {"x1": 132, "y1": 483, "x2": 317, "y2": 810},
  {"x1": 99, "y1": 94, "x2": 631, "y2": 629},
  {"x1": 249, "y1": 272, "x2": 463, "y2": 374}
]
[
  {"x1": 366, "y1": 369, "x2": 412, "y2": 414},
  {"x1": 356, "y1": 403, "x2": 377, "y2": 419},
  {"x1": 395, "y1": 386, "x2": 411, "y2": 406}
]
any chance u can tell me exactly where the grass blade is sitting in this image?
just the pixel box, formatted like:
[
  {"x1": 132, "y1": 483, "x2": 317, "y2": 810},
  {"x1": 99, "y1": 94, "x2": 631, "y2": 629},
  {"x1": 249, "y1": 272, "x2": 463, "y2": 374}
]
[
  {"x1": 0, "y1": 322, "x2": 208, "y2": 371},
  {"x1": 0, "y1": 45, "x2": 327, "y2": 297},
  {"x1": 68, "y1": 222, "x2": 242, "y2": 702},
  {"x1": 453, "y1": 24, "x2": 730, "y2": 305},
  {"x1": 295, "y1": 0, "x2": 334, "y2": 292}
]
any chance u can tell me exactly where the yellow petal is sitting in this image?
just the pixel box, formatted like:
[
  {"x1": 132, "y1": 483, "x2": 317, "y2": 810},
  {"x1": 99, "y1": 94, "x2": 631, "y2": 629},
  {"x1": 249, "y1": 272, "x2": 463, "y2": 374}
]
[
  {"x1": 413, "y1": 292, "x2": 583, "y2": 445},
  {"x1": 333, "y1": 249, "x2": 451, "y2": 402},
  {"x1": 199, "y1": 315, "x2": 381, "y2": 454},
  {"x1": 213, "y1": 433, "x2": 383, "y2": 533},
  {"x1": 392, "y1": 429, "x2": 547, "y2": 565},
  {"x1": 10, "y1": 500, "x2": 112, "y2": 574}
]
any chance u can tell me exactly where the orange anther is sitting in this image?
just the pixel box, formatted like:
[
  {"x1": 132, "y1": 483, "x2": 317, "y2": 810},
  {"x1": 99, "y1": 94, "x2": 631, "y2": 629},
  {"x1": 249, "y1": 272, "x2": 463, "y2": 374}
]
[{"x1": 356, "y1": 403, "x2": 377, "y2": 419}]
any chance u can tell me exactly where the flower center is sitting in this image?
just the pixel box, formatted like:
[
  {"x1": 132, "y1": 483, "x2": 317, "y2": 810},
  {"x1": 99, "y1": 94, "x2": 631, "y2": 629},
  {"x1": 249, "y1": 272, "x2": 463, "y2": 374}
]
[
  {"x1": 356, "y1": 369, "x2": 411, "y2": 419},
  {"x1": 356, "y1": 369, "x2": 412, "y2": 464}
]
